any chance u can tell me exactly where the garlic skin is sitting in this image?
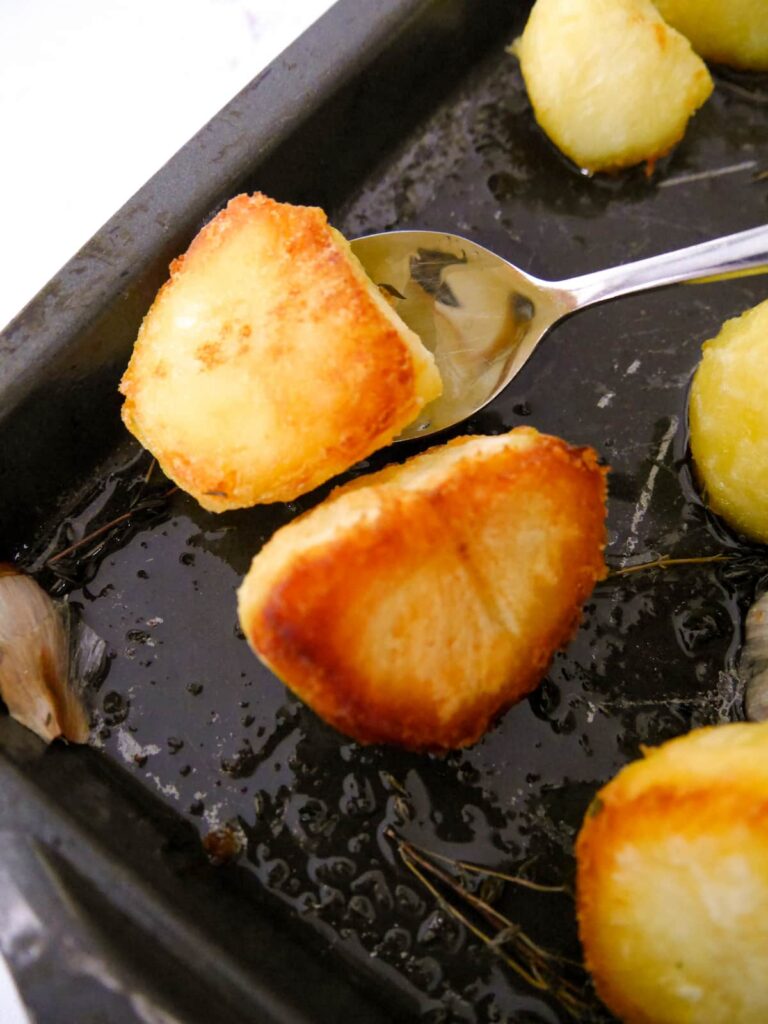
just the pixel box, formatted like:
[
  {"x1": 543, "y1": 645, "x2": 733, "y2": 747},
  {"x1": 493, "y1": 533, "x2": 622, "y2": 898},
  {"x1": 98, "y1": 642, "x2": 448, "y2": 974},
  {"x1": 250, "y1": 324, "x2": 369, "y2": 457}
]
[
  {"x1": 742, "y1": 591, "x2": 768, "y2": 723},
  {"x1": 0, "y1": 566, "x2": 89, "y2": 743}
]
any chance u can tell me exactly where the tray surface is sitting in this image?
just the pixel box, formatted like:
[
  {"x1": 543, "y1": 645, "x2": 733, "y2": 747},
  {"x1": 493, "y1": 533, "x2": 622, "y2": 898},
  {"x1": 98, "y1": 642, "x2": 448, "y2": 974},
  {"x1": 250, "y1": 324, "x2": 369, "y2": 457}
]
[{"x1": 5, "y1": 3, "x2": 768, "y2": 1021}]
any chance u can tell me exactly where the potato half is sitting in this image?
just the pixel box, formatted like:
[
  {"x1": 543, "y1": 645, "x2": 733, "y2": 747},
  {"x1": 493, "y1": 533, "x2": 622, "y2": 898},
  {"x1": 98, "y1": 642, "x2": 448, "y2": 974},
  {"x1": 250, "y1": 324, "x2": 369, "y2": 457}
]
[
  {"x1": 119, "y1": 193, "x2": 441, "y2": 511},
  {"x1": 576, "y1": 722, "x2": 768, "y2": 1024},
  {"x1": 653, "y1": 0, "x2": 768, "y2": 71},
  {"x1": 689, "y1": 298, "x2": 768, "y2": 543},
  {"x1": 514, "y1": 0, "x2": 713, "y2": 173},
  {"x1": 238, "y1": 428, "x2": 607, "y2": 750}
]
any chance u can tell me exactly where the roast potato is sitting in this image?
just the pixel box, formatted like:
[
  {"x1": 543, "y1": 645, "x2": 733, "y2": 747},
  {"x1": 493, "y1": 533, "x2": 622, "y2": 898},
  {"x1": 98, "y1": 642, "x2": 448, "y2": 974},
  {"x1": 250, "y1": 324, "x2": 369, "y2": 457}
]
[
  {"x1": 120, "y1": 193, "x2": 442, "y2": 511},
  {"x1": 238, "y1": 428, "x2": 607, "y2": 750},
  {"x1": 653, "y1": 0, "x2": 768, "y2": 71},
  {"x1": 513, "y1": 0, "x2": 713, "y2": 173},
  {"x1": 576, "y1": 722, "x2": 768, "y2": 1024},
  {"x1": 689, "y1": 298, "x2": 768, "y2": 543}
]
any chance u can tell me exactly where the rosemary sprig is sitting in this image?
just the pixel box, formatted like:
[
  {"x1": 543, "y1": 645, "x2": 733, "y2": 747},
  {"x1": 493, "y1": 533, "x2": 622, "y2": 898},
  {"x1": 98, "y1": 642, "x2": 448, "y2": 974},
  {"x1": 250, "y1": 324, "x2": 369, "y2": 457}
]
[
  {"x1": 388, "y1": 831, "x2": 595, "y2": 1018},
  {"x1": 398, "y1": 842, "x2": 549, "y2": 992}
]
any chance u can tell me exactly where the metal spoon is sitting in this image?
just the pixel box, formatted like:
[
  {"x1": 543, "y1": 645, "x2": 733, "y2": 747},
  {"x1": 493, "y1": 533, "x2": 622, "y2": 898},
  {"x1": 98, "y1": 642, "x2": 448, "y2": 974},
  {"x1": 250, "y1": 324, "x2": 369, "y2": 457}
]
[{"x1": 351, "y1": 226, "x2": 768, "y2": 440}]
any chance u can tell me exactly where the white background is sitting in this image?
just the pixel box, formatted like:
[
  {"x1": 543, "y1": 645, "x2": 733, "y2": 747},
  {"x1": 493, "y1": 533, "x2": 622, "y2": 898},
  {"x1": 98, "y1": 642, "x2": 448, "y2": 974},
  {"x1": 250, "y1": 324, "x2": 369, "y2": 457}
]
[{"x1": 0, "y1": 2, "x2": 335, "y2": 1018}]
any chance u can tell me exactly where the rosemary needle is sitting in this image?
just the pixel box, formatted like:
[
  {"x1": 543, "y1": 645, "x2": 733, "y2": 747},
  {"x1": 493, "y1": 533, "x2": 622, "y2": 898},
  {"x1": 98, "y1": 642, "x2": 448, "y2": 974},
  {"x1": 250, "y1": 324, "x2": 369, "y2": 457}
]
[
  {"x1": 402, "y1": 837, "x2": 567, "y2": 893},
  {"x1": 610, "y1": 553, "x2": 730, "y2": 577},
  {"x1": 47, "y1": 486, "x2": 177, "y2": 565}
]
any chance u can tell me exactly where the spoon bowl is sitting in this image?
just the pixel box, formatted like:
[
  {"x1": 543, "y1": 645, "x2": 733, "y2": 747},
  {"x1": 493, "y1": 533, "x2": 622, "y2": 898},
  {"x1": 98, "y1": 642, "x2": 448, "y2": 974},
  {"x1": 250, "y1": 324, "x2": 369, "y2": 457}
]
[{"x1": 351, "y1": 226, "x2": 768, "y2": 440}]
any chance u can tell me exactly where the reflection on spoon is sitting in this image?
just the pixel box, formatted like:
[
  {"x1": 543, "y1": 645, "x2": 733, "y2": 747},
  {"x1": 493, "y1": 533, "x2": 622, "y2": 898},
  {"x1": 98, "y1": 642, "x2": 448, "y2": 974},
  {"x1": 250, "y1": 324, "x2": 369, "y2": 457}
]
[{"x1": 351, "y1": 225, "x2": 768, "y2": 440}]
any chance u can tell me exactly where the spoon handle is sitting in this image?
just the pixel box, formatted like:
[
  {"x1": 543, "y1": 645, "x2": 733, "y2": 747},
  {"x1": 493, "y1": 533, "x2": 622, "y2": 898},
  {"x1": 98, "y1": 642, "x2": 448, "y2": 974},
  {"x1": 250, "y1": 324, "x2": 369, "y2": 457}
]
[{"x1": 557, "y1": 224, "x2": 768, "y2": 309}]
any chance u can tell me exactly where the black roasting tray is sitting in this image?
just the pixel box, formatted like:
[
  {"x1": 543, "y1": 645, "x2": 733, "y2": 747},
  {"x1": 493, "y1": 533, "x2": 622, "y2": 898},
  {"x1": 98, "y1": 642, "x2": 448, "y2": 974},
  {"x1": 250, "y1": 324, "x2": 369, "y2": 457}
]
[{"x1": 1, "y1": 1, "x2": 767, "y2": 1020}]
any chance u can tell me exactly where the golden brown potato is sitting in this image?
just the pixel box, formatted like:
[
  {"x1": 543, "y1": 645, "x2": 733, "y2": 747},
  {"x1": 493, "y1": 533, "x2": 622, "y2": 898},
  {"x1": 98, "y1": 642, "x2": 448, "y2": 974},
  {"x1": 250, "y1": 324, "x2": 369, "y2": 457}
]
[
  {"x1": 120, "y1": 193, "x2": 441, "y2": 511},
  {"x1": 689, "y1": 298, "x2": 768, "y2": 543},
  {"x1": 653, "y1": 0, "x2": 768, "y2": 71},
  {"x1": 513, "y1": 0, "x2": 713, "y2": 173},
  {"x1": 238, "y1": 428, "x2": 607, "y2": 750},
  {"x1": 576, "y1": 722, "x2": 768, "y2": 1024}
]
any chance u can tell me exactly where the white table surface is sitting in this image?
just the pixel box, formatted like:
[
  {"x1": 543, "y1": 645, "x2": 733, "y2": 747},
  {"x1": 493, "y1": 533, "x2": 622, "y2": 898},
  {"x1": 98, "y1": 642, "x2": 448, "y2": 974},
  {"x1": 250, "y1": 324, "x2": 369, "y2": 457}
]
[
  {"x1": 0, "y1": 3, "x2": 334, "y2": 1018},
  {"x1": 0, "y1": 0, "x2": 336, "y2": 331}
]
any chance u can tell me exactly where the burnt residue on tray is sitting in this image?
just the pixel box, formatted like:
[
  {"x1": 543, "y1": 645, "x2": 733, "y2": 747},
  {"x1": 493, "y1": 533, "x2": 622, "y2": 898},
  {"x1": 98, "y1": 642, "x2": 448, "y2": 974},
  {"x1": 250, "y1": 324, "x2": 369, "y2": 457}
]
[{"x1": 6, "y1": 19, "x2": 768, "y2": 1024}]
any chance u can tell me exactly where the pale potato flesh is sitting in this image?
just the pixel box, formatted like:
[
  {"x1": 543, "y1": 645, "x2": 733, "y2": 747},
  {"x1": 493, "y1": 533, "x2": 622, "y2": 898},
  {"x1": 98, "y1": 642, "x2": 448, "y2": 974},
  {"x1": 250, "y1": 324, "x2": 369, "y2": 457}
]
[
  {"x1": 689, "y1": 298, "x2": 768, "y2": 543},
  {"x1": 653, "y1": 0, "x2": 768, "y2": 71},
  {"x1": 515, "y1": 0, "x2": 713, "y2": 172},
  {"x1": 577, "y1": 722, "x2": 768, "y2": 1024}
]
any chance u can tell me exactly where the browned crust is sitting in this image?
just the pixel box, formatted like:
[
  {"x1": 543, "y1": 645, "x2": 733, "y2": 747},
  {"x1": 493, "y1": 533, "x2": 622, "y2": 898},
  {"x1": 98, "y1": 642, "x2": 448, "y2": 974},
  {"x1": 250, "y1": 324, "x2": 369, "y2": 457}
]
[
  {"x1": 119, "y1": 193, "x2": 438, "y2": 510},
  {"x1": 576, "y1": 783, "x2": 768, "y2": 1024},
  {"x1": 242, "y1": 431, "x2": 607, "y2": 749}
]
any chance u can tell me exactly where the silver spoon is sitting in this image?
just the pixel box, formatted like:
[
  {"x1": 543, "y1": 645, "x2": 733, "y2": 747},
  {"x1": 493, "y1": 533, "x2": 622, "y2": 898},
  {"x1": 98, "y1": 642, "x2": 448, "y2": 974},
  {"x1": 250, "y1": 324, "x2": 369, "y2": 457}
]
[{"x1": 351, "y1": 226, "x2": 768, "y2": 440}]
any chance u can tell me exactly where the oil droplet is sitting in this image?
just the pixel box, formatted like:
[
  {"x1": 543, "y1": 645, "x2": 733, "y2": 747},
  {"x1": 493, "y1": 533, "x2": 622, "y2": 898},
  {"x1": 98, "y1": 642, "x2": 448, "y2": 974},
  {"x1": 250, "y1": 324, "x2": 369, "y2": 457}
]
[
  {"x1": 220, "y1": 740, "x2": 258, "y2": 778},
  {"x1": 102, "y1": 691, "x2": 129, "y2": 724}
]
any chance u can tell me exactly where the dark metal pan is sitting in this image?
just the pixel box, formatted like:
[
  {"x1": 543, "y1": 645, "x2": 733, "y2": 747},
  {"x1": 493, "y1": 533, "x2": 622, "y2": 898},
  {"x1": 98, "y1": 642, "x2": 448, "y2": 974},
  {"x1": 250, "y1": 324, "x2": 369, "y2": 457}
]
[{"x1": 1, "y1": 1, "x2": 767, "y2": 1020}]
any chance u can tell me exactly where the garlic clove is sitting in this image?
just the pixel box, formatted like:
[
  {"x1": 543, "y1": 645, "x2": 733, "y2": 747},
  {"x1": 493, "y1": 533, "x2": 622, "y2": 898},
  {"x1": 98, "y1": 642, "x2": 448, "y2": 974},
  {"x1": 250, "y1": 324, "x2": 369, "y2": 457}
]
[
  {"x1": 0, "y1": 566, "x2": 89, "y2": 744},
  {"x1": 741, "y1": 590, "x2": 768, "y2": 723}
]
